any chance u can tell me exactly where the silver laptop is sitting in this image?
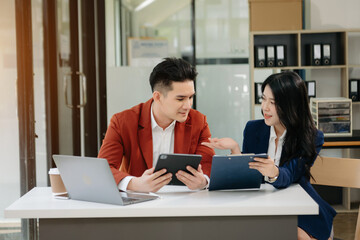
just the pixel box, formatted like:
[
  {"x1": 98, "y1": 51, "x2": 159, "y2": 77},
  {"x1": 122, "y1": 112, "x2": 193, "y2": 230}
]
[{"x1": 52, "y1": 155, "x2": 159, "y2": 205}]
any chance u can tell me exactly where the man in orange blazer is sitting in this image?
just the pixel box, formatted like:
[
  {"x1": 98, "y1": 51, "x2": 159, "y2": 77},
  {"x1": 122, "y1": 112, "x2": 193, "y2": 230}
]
[{"x1": 98, "y1": 58, "x2": 215, "y2": 193}]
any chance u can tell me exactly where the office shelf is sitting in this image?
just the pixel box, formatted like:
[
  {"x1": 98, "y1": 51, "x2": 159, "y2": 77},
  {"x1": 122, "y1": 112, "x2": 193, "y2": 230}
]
[{"x1": 250, "y1": 29, "x2": 360, "y2": 119}]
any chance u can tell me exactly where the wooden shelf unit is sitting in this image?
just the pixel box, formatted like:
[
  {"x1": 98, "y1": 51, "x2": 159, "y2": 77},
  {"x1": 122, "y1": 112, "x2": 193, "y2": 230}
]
[{"x1": 250, "y1": 29, "x2": 360, "y2": 118}]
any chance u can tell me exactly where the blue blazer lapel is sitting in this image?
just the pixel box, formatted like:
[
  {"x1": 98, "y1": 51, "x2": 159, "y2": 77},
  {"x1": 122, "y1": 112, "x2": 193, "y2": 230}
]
[{"x1": 254, "y1": 120, "x2": 271, "y2": 154}]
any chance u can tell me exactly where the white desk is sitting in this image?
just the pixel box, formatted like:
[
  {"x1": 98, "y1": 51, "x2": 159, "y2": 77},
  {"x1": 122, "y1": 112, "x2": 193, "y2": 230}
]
[{"x1": 5, "y1": 184, "x2": 317, "y2": 240}]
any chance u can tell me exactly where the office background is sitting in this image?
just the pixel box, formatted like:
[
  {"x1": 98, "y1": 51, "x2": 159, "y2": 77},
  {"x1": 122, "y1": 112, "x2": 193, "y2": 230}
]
[{"x1": 0, "y1": 0, "x2": 360, "y2": 239}]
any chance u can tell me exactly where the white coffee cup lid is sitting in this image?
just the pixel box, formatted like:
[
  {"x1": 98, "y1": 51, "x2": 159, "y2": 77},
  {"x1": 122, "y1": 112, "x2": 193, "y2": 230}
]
[{"x1": 48, "y1": 168, "x2": 60, "y2": 175}]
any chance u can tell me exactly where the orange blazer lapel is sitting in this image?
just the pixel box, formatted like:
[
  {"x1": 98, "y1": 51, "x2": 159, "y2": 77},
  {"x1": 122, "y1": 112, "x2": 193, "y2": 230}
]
[{"x1": 138, "y1": 99, "x2": 153, "y2": 169}]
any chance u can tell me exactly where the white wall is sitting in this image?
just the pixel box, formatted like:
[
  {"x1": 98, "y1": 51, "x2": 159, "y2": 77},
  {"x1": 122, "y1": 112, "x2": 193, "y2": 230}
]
[
  {"x1": 309, "y1": 0, "x2": 360, "y2": 30},
  {"x1": 106, "y1": 66, "x2": 153, "y2": 121}
]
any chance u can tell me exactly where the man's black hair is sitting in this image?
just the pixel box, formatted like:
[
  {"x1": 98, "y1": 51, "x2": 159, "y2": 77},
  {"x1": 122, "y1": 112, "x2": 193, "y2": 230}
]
[{"x1": 149, "y1": 57, "x2": 197, "y2": 93}]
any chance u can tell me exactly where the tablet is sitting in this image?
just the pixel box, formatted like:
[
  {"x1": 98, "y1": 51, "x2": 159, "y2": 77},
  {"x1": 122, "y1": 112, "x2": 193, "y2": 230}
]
[
  {"x1": 208, "y1": 154, "x2": 266, "y2": 191},
  {"x1": 154, "y1": 153, "x2": 202, "y2": 185}
]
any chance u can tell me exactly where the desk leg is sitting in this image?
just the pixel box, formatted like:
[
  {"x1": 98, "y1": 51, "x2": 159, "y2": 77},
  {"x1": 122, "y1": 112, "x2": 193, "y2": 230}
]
[{"x1": 39, "y1": 215, "x2": 297, "y2": 240}]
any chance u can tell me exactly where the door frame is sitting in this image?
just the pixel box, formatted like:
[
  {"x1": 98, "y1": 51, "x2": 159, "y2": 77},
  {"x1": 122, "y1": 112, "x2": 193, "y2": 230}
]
[
  {"x1": 43, "y1": 0, "x2": 108, "y2": 166},
  {"x1": 15, "y1": 0, "x2": 37, "y2": 239}
]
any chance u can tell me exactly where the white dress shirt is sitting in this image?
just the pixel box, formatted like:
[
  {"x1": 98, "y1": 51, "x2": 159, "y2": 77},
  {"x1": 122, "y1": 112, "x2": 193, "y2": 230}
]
[
  {"x1": 264, "y1": 126, "x2": 286, "y2": 182},
  {"x1": 151, "y1": 109, "x2": 176, "y2": 167},
  {"x1": 118, "y1": 104, "x2": 176, "y2": 191}
]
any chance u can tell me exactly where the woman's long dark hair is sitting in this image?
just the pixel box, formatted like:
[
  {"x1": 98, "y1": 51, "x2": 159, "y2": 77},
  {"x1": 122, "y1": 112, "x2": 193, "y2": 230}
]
[{"x1": 261, "y1": 71, "x2": 317, "y2": 180}]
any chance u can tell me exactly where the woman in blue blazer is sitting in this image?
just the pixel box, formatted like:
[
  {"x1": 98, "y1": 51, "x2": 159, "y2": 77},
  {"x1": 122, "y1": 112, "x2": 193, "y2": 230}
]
[{"x1": 203, "y1": 72, "x2": 336, "y2": 240}]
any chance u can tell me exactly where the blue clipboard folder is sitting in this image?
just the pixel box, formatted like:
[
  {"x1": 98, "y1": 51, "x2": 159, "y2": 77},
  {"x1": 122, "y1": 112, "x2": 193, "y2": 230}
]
[{"x1": 209, "y1": 154, "x2": 266, "y2": 191}]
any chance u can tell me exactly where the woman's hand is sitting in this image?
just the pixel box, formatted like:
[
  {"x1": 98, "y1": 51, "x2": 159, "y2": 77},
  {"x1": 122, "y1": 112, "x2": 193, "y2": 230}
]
[
  {"x1": 249, "y1": 156, "x2": 279, "y2": 178},
  {"x1": 201, "y1": 137, "x2": 241, "y2": 154}
]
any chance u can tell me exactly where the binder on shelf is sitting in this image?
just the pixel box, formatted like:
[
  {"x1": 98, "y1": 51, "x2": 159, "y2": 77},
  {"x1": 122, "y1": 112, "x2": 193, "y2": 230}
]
[
  {"x1": 254, "y1": 82, "x2": 263, "y2": 104},
  {"x1": 349, "y1": 79, "x2": 359, "y2": 102},
  {"x1": 310, "y1": 43, "x2": 321, "y2": 66},
  {"x1": 305, "y1": 80, "x2": 316, "y2": 98},
  {"x1": 254, "y1": 46, "x2": 266, "y2": 67},
  {"x1": 275, "y1": 45, "x2": 286, "y2": 67},
  {"x1": 322, "y1": 43, "x2": 331, "y2": 65},
  {"x1": 266, "y1": 45, "x2": 275, "y2": 67}
]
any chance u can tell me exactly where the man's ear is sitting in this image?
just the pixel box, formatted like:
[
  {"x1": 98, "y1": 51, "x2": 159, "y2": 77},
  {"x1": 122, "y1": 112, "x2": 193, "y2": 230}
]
[{"x1": 152, "y1": 91, "x2": 161, "y2": 102}]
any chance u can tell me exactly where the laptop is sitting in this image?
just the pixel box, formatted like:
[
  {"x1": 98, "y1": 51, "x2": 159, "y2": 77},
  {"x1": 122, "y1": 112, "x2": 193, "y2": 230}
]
[
  {"x1": 208, "y1": 154, "x2": 265, "y2": 191},
  {"x1": 52, "y1": 155, "x2": 159, "y2": 205}
]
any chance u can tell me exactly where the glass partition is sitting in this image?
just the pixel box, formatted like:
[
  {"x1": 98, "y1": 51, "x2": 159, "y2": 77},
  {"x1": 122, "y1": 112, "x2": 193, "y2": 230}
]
[
  {"x1": 32, "y1": 0, "x2": 47, "y2": 188},
  {"x1": 197, "y1": 65, "x2": 250, "y2": 154},
  {"x1": 114, "y1": 0, "x2": 193, "y2": 67},
  {"x1": 0, "y1": 0, "x2": 21, "y2": 237},
  {"x1": 196, "y1": 0, "x2": 249, "y2": 60},
  {"x1": 195, "y1": 0, "x2": 250, "y2": 153}
]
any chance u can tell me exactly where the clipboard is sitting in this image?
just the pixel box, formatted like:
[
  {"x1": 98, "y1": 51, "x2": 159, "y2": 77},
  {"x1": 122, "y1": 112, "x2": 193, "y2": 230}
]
[{"x1": 209, "y1": 154, "x2": 266, "y2": 191}]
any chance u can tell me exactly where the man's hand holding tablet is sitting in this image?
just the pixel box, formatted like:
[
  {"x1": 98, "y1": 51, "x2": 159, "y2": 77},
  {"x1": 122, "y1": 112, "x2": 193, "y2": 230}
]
[{"x1": 154, "y1": 153, "x2": 205, "y2": 189}]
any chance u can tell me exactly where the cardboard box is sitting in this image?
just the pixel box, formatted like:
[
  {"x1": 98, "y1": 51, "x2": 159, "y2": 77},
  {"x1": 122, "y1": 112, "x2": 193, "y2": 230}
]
[{"x1": 249, "y1": 0, "x2": 302, "y2": 31}]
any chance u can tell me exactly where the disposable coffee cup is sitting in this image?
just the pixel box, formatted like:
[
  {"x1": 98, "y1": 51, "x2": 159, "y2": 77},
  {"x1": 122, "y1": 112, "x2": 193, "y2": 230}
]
[{"x1": 48, "y1": 168, "x2": 67, "y2": 196}]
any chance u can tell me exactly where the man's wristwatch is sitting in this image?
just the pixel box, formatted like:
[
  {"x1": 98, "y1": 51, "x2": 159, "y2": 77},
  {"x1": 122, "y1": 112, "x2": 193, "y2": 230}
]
[{"x1": 267, "y1": 175, "x2": 278, "y2": 183}]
